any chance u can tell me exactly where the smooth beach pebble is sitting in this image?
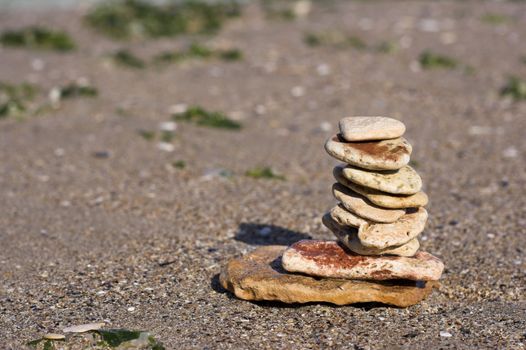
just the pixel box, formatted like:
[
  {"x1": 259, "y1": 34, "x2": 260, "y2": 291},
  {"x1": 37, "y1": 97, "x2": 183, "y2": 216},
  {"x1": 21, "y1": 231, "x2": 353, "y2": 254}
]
[
  {"x1": 325, "y1": 134, "x2": 412, "y2": 171},
  {"x1": 322, "y1": 213, "x2": 420, "y2": 256},
  {"x1": 339, "y1": 116, "x2": 406, "y2": 141},
  {"x1": 330, "y1": 204, "x2": 369, "y2": 227},
  {"x1": 357, "y1": 207, "x2": 428, "y2": 249},
  {"x1": 331, "y1": 203, "x2": 427, "y2": 249},
  {"x1": 340, "y1": 164, "x2": 422, "y2": 195},
  {"x1": 332, "y1": 183, "x2": 406, "y2": 223},
  {"x1": 333, "y1": 165, "x2": 428, "y2": 208}
]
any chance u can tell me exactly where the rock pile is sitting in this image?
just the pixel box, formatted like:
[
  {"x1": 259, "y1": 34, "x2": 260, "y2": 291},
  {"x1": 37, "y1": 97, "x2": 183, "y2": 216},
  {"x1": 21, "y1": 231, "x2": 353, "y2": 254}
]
[{"x1": 220, "y1": 116, "x2": 443, "y2": 307}]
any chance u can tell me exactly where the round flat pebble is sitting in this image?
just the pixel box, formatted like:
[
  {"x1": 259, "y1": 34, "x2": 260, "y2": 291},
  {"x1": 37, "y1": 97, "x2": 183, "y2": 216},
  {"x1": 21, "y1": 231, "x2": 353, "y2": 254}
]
[
  {"x1": 322, "y1": 213, "x2": 420, "y2": 256},
  {"x1": 339, "y1": 116, "x2": 406, "y2": 141},
  {"x1": 334, "y1": 165, "x2": 428, "y2": 208},
  {"x1": 330, "y1": 202, "x2": 427, "y2": 249},
  {"x1": 332, "y1": 183, "x2": 406, "y2": 223},
  {"x1": 330, "y1": 204, "x2": 369, "y2": 227},
  {"x1": 341, "y1": 164, "x2": 422, "y2": 195},
  {"x1": 358, "y1": 207, "x2": 428, "y2": 249}
]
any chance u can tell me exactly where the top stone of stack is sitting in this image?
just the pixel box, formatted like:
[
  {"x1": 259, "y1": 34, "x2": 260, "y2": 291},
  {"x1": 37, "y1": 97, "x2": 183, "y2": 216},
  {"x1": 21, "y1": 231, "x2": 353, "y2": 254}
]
[
  {"x1": 339, "y1": 116, "x2": 406, "y2": 141},
  {"x1": 325, "y1": 116, "x2": 411, "y2": 170}
]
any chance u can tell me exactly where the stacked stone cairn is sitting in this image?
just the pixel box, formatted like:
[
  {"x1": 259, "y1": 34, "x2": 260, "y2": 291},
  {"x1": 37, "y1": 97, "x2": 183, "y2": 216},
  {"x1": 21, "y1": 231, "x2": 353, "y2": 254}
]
[{"x1": 220, "y1": 116, "x2": 444, "y2": 307}]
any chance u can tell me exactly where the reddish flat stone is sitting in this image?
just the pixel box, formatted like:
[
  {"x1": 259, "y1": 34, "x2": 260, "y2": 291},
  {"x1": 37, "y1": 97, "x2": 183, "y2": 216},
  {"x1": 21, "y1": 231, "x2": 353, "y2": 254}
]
[
  {"x1": 282, "y1": 240, "x2": 444, "y2": 281},
  {"x1": 220, "y1": 245, "x2": 438, "y2": 307}
]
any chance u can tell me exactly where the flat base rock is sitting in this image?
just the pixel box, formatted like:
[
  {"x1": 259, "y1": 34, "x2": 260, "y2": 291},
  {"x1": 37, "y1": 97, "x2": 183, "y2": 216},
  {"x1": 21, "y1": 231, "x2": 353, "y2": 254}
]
[{"x1": 220, "y1": 245, "x2": 438, "y2": 307}]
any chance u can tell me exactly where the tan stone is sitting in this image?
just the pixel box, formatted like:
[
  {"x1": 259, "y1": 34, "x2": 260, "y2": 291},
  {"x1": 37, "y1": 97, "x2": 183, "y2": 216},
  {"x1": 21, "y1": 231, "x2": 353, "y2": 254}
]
[
  {"x1": 323, "y1": 213, "x2": 420, "y2": 256},
  {"x1": 334, "y1": 166, "x2": 428, "y2": 208},
  {"x1": 282, "y1": 240, "x2": 444, "y2": 281},
  {"x1": 330, "y1": 204, "x2": 368, "y2": 227},
  {"x1": 331, "y1": 204, "x2": 427, "y2": 249},
  {"x1": 43, "y1": 333, "x2": 66, "y2": 340},
  {"x1": 63, "y1": 322, "x2": 105, "y2": 333},
  {"x1": 340, "y1": 164, "x2": 422, "y2": 195},
  {"x1": 332, "y1": 183, "x2": 405, "y2": 223},
  {"x1": 324, "y1": 134, "x2": 412, "y2": 170},
  {"x1": 219, "y1": 245, "x2": 437, "y2": 307},
  {"x1": 359, "y1": 207, "x2": 428, "y2": 249},
  {"x1": 339, "y1": 116, "x2": 406, "y2": 141}
]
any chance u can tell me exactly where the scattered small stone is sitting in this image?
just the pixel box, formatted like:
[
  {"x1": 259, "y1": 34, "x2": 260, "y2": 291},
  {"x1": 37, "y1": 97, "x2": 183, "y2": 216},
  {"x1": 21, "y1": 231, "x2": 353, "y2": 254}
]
[
  {"x1": 169, "y1": 103, "x2": 188, "y2": 114},
  {"x1": 254, "y1": 104, "x2": 266, "y2": 115},
  {"x1": 63, "y1": 322, "x2": 105, "y2": 333},
  {"x1": 468, "y1": 126, "x2": 493, "y2": 136},
  {"x1": 502, "y1": 146, "x2": 518, "y2": 158},
  {"x1": 31, "y1": 58, "x2": 45, "y2": 71},
  {"x1": 159, "y1": 121, "x2": 177, "y2": 132},
  {"x1": 157, "y1": 142, "x2": 175, "y2": 152},
  {"x1": 291, "y1": 86, "x2": 305, "y2": 97},
  {"x1": 201, "y1": 168, "x2": 233, "y2": 181},
  {"x1": 319, "y1": 121, "x2": 332, "y2": 132},
  {"x1": 292, "y1": 0, "x2": 311, "y2": 18},
  {"x1": 316, "y1": 63, "x2": 331, "y2": 76},
  {"x1": 440, "y1": 331, "x2": 453, "y2": 338},
  {"x1": 48, "y1": 87, "x2": 61, "y2": 105},
  {"x1": 43, "y1": 333, "x2": 65, "y2": 340},
  {"x1": 418, "y1": 19, "x2": 440, "y2": 32},
  {"x1": 53, "y1": 148, "x2": 65, "y2": 157}
]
